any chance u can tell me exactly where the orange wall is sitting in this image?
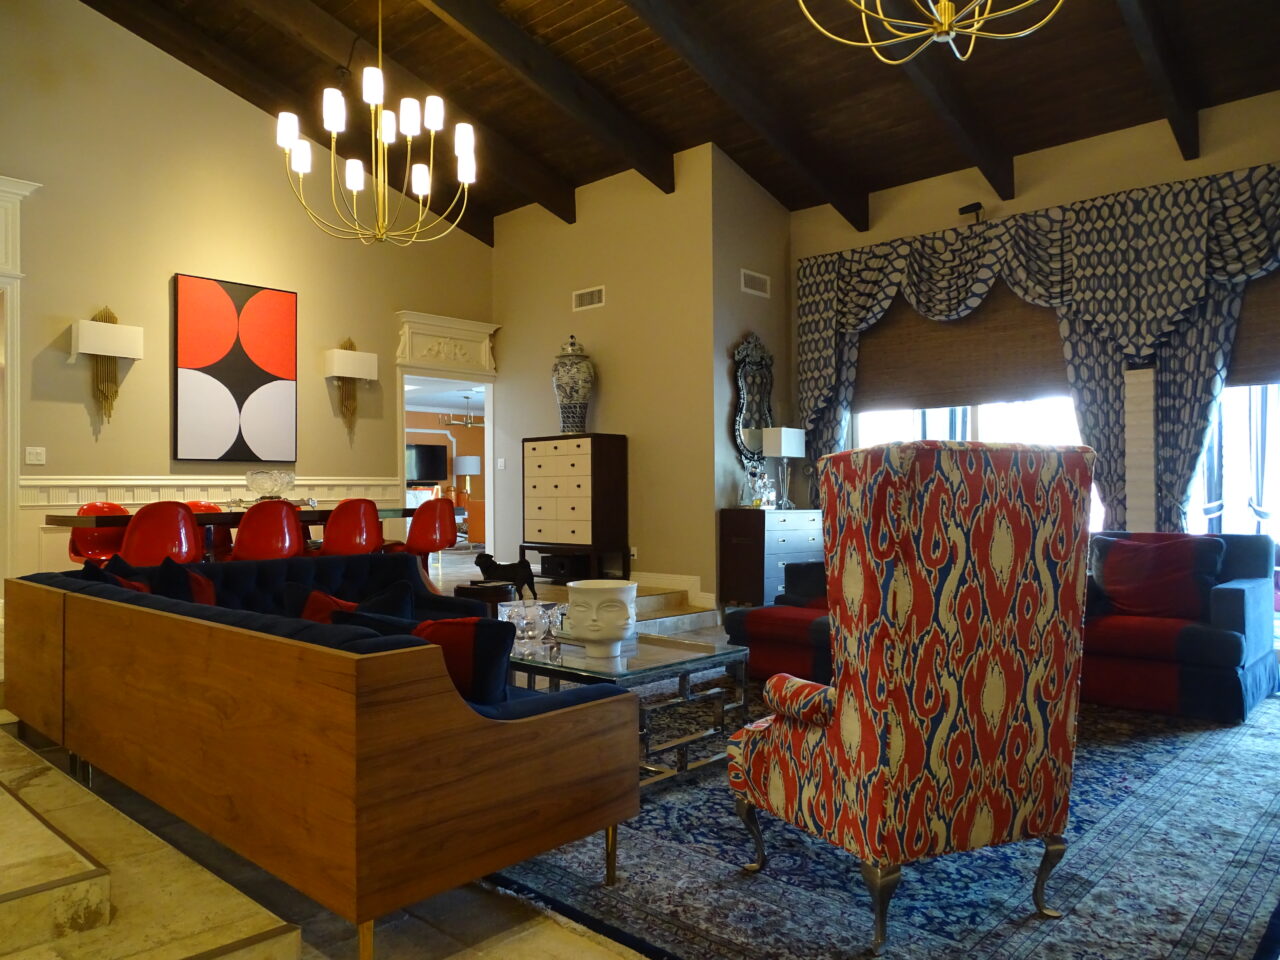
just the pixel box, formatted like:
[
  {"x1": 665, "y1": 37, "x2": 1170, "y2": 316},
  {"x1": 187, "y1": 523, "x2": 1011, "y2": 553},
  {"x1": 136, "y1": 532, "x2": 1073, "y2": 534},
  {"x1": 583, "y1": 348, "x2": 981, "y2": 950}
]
[{"x1": 405, "y1": 412, "x2": 486, "y2": 497}]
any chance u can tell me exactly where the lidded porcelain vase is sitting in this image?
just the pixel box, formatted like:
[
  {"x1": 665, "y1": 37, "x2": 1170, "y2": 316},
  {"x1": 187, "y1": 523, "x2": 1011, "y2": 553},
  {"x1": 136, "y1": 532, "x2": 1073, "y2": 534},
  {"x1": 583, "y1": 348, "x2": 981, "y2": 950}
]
[{"x1": 551, "y1": 335, "x2": 595, "y2": 434}]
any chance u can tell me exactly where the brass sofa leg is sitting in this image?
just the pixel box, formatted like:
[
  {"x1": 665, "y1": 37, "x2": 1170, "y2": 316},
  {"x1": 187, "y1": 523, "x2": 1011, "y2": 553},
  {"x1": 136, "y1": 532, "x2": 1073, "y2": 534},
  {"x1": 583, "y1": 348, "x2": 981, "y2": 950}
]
[
  {"x1": 735, "y1": 797, "x2": 768, "y2": 873},
  {"x1": 1034, "y1": 834, "x2": 1067, "y2": 918},
  {"x1": 358, "y1": 920, "x2": 374, "y2": 960},
  {"x1": 604, "y1": 825, "x2": 618, "y2": 886},
  {"x1": 859, "y1": 862, "x2": 901, "y2": 956}
]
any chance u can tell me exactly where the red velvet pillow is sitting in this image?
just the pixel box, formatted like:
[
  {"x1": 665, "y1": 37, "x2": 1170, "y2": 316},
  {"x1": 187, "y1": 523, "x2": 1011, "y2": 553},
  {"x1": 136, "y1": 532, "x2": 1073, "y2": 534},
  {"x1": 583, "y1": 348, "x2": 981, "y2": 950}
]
[
  {"x1": 299, "y1": 590, "x2": 358, "y2": 624},
  {"x1": 411, "y1": 618, "x2": 484, "y2": 698},
  {"x1": 1091, "y1": 535, "x2": 1225, "y2": 620},
  {"x1": 79, "y1": 560, "x2": 150, "y2": 593}
]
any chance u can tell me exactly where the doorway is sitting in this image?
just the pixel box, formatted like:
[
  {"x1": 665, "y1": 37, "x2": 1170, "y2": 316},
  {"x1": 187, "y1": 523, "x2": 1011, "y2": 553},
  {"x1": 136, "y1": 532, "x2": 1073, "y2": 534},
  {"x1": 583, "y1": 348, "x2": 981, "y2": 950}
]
[{"x1": 403, "y1": 375, "x2": 488, "y2": 562}]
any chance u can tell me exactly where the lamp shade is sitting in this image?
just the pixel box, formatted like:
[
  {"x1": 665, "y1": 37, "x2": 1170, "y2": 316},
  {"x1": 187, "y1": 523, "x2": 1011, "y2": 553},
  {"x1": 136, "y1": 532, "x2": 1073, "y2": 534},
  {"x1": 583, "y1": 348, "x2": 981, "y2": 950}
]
[
  {"x1": 453, "y1": 455, "x2": 482, "y2": 476},
  {"x1": 762, "y1": 426, "x2": 805, "y2": 459}
]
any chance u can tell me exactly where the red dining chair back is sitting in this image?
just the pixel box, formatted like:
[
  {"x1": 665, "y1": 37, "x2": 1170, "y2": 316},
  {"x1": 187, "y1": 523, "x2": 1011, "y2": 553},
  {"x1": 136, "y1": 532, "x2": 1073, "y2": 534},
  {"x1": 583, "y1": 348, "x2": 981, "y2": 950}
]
[
  {"x1": 68, "y1": 501, "x2": 130, "y2": 565},
  {"x1": 405, "y1": 498, "x2": 458, "y2": 556},
  {"x1": 118, "y1": 501, "x2": 203, "y2": 567},
  {"x1": 231, "y1": 500, "x2": 306, "y2": 562},
  {"x1": 186, "y1": 500, "x2": 233, "y2": 561},
  {"x1": 319, "y1": 498, "x2": 384, "y2": 556}
]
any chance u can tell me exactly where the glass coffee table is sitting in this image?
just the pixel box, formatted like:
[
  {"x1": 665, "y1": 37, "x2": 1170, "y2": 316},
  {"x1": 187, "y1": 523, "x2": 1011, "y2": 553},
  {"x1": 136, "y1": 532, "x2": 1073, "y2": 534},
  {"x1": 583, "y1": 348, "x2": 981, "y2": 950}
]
[{"x1": 508, "y1": 634, "x2": 749, "y2": 787}]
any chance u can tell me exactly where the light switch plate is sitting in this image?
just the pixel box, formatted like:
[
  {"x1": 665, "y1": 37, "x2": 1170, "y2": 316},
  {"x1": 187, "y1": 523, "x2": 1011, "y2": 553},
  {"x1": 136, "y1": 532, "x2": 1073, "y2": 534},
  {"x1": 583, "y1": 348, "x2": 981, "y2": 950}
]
[
  {"x1": 497, "y1": 458, "x2": 506, "y2": 470},
  {"x1": 25, "y1": 446, "x2": 46, "y2": 465}
]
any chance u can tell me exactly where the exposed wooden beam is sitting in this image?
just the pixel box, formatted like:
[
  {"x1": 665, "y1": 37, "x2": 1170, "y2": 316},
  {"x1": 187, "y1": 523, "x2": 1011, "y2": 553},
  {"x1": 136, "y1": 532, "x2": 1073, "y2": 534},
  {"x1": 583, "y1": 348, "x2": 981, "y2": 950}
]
[
  {"x1": 77, "y1": 0, "x2": 495, "y2": 245},
  {"x1": 896, "y1": 51, "x2": 1015, "y2": 200},
  {"x1": 410, "y1": 0, "x2": 675, "y2": 195},
  {"x1": 1116, "y1": 0, "x2": 1200, "y2": 160},
  {"x1": 617, "y1": 0, "x2": 869, "y2": 231},
  {"x1": 239, "y1": 0, "x2": 576, "y2": 224}
]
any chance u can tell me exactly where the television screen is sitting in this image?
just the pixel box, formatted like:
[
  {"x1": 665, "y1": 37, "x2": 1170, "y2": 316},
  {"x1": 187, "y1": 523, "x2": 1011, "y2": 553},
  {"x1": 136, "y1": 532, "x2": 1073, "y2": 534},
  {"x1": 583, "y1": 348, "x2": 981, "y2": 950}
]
[{"x1": 406, "y1": 444, "x2": 447, "y2": 483}]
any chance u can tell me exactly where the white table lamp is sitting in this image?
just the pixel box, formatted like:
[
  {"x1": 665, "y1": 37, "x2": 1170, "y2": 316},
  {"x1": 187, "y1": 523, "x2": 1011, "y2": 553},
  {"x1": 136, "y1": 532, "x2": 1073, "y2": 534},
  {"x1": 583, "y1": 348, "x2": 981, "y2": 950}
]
[
  {"x1": 761, "y1": 427, "x2": 805, "y2": 510},
  {"x1": 454, "y1": 455, "x2": 482, "y2": 496}
]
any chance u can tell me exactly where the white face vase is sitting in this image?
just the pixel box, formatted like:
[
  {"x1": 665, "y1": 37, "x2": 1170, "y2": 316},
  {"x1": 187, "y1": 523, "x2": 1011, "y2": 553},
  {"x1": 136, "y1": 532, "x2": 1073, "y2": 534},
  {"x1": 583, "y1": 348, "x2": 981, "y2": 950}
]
[{"x1": 565, "y1": 580, "x2": 638, "y2": 651}]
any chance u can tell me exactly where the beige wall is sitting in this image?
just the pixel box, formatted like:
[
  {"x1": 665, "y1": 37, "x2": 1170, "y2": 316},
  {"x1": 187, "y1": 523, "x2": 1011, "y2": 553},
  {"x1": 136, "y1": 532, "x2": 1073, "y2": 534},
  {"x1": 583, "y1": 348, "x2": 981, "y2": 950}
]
[
  {"x1": 0, "y1": 0, "x2": 491, "y2": 480},
  {"x1": 492, "y1": 146, "x2": 716, "y2": 590},
  {"x1": 710, "y1": 148, "x2": 793, "y2": 509},
  {"x1": 0, "y1": 0, "x2": 491, "y2": 572}
]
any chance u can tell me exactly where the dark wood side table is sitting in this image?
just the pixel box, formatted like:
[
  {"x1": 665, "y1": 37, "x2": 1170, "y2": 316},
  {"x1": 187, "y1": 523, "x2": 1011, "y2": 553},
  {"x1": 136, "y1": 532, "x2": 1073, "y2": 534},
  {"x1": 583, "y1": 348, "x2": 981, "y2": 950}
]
[{"x1": 453, "y1": 581, "x2": 517, "y2": 617}]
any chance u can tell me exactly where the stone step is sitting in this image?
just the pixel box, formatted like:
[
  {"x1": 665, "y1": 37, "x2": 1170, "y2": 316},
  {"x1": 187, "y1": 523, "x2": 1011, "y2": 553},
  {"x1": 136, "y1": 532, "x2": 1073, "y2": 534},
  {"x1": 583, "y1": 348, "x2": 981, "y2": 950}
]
[
  {"x1": 0, "y1": 782, "x2": 110, "y2": 955},
  {"x1": 636, "y1": 606, "x2": 721, "y2": 636}
]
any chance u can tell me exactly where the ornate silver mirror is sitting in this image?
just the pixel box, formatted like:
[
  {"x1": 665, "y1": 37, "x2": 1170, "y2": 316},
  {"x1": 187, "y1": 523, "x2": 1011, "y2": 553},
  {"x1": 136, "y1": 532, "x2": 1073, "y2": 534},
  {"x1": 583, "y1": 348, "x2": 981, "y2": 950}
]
[{"x1": 732, "y1": 333, "x2": 774, "y2": 470}]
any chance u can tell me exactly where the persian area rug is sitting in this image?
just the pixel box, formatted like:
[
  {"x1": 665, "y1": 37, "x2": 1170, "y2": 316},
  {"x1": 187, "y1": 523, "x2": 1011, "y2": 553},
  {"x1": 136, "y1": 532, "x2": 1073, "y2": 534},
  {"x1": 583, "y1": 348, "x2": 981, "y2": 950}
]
[{"x1": 494, "y1": 695, "x2": 1280, "y2": 960}]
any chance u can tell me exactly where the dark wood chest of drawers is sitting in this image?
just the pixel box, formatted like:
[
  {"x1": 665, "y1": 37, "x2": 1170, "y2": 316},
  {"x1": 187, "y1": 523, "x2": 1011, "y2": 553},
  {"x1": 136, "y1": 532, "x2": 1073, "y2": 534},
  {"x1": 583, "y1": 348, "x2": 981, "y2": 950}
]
[{"x1": 718, "y1": 508, "x2": 823, "y2": 607}]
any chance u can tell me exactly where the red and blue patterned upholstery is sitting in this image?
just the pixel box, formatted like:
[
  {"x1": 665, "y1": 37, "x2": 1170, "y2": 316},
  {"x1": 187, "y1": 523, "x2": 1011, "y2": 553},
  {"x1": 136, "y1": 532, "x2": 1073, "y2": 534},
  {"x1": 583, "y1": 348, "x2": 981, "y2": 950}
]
[{"x1": 728, "y1": 441, "x2": 1095, "y2": 871}]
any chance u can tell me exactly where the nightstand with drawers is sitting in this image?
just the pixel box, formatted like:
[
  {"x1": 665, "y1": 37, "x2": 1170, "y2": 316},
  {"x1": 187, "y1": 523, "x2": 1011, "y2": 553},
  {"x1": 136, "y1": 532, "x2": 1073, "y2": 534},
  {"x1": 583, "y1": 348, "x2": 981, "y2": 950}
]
[{"x1": 519, "y1": 433, "x2": 629, "y2": 581}]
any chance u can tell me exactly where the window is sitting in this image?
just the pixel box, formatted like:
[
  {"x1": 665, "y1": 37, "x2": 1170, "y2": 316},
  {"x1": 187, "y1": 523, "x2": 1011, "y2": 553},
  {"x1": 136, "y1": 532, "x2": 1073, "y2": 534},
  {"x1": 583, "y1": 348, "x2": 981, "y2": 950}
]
[
  {"x1": 852, "y1": 395, "x2": 1104, "y2": 529},
  {"x1": 1187, "y1": 383, "x2": 1280, "y2": 538}
]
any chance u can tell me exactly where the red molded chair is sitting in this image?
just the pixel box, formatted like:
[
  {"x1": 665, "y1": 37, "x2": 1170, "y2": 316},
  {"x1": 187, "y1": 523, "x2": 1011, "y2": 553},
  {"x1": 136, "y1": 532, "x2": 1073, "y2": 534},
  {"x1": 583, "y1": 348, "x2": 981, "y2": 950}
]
[
  {"x1": 319, "y1": 498, "x2": 384, "y2": 556},
  {"x1": 117, "y1": 501, "x2": 203, "y2": 567},
  {"x1": 231, "y1": 500, "x2": 306, "y2": 562},
  {"x1": 68, "y1": 501, "x2": 130, "y2": 565},
  {"x1": 186, "y1": 500, "x2": 233, "y2": 561},
  {"x1": 386, "y1": 499, "x2": 457, "y2": 592}
]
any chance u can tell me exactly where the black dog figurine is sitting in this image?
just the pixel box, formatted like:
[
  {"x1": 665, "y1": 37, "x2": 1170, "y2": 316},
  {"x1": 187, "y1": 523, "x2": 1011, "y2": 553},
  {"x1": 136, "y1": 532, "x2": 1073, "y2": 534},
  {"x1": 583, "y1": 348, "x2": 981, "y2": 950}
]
[{"x1": 475, "y1": 553, "x2": 538, "y2": 600}]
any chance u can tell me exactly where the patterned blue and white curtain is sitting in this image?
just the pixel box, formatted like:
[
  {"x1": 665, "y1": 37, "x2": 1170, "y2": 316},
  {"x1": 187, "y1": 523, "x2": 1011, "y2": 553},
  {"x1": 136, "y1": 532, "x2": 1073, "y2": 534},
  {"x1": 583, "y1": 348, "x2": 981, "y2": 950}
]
[{"x1": 796, "y1": 162, "x2": 1280, "y2": 531}]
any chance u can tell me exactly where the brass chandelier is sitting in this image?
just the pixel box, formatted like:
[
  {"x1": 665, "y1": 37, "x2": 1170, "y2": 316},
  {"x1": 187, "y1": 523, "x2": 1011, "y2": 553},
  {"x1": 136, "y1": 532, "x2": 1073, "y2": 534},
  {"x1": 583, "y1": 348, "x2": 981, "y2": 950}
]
[
  {"x1": 273, "y1": 0, "x2": 476, "y2": 245},
  {"x1": 439, "y1": 394, "x2": 481, "y2": 428},
  {"x1": 798, "y1": 0, "x2": 1064, "y2": 64}
]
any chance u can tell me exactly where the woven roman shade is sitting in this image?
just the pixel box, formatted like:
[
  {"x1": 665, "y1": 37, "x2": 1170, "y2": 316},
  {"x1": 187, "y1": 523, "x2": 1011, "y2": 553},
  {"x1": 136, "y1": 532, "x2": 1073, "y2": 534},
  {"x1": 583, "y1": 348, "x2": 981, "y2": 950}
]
[
  {"x1": 852, "y1": 281, "x2": 1067, "y2": 412},
  {"x1": 1227, "y1": 271, "x2": 1280, "y2": 387}
]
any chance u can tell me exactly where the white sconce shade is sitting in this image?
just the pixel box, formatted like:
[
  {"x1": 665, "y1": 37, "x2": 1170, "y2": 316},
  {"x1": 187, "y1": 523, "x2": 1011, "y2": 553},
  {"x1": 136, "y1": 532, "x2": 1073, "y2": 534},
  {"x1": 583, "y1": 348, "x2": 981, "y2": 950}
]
[
  {"x1": 379, "y1": 110, "x2": 397, "y2": 144},
  {"x1": 453, "y1": 122, "x2": 474, "y2": 157},
  {"x1": 324, "y1": 348, "x2": 378, "y2": 381},
  {"x1": 762, "y1": 426, "x2": 805, "y2": 459},
  {"x1": 276, "y1": 111, "x2": 299, "y2": 148},
  {"x1": 362, "y1": 66, "x2": 383, "y2": 105},
  {"x1": 290, "y1": 139, "x2": 312, "y2": 174},
  {"x1": 423, "y1": 95, "x2": 444, "y2": 131},
  {"x1": 322, "y1": 88, "x2": 346, "y2": 133},
  {"x1": 410, "y1": 163, "x2": 430, "y2": 197},
  {"x1": 457, "y1": 152, "x2": 476, "y2": 185},
  {"x1": 69, "y1": 319, "x2": 144, "y2": 362},
  {"x1": 345, "y1": 158, "x2": 365, "y2": 192},
  {"x1": 399, "y1": 97, "x2": 421, "y2": 137},
  {"x1": 453, "y1": 455, "x2": 482, "y2": 476}
]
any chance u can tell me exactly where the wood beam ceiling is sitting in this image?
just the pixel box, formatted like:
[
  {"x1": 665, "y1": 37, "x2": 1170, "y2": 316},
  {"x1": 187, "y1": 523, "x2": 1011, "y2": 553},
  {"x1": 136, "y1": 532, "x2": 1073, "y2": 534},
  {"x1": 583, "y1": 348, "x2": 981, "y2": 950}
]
[
  {"x1": 1115, "y1": 0, "x2": 1200, "y2": 160},
  {"x1": 619, "y1": 0, "x2": 870, "y2": 230},
  {"x1": 238, "y1": 0, "x2": 577, "y2": 224},
  {"x1": 410, "y1": 0, "x2": 675, "y2": 196},
  {"x1": 78, "y1": 0, "x2": 495, "y2": 244}
]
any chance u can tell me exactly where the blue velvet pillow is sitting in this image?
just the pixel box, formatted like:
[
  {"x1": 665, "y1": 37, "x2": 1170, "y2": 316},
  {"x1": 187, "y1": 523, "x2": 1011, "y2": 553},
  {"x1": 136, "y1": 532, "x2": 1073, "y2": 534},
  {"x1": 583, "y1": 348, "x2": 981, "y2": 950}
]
[
  {"x1": 76, "y1": 558, "x2": 150, "y2": 593},
  {"x1": 282, "y1": 579, "x2": 416, "y2": 622},
  {"x1": 151, "y1": 557, "x2": 217, "y2": 605}
]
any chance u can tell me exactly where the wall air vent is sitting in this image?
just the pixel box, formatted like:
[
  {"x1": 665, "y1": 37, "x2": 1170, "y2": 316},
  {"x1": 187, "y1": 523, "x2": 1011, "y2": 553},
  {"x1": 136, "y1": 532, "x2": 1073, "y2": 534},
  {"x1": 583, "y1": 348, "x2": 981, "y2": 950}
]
[
  {"x1": 572, "y1": 285, "x2": 606, "y2": 311},
  {"x1": 740, "y1": 269, "x2": 771, "y2": 298}
]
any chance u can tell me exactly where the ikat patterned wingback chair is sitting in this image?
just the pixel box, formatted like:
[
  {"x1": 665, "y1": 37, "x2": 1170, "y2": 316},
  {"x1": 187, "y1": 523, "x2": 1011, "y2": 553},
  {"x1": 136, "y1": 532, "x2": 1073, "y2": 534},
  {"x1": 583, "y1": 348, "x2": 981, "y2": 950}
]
[{"x1": 727, "y1": 441, "x2": 1095, "y2": 953}]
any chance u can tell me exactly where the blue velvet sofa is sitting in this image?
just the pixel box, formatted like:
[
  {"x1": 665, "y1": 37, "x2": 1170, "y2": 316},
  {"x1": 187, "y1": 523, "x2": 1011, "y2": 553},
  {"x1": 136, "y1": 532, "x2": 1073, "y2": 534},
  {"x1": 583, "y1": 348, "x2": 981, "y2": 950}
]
[{"x1": 3, "y1": 553, "x2": 640, "y2": 941}]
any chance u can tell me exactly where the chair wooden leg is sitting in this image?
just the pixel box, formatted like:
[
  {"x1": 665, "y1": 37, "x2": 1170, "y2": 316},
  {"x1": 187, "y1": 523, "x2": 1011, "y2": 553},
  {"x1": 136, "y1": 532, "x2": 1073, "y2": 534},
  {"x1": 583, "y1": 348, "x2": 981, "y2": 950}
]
[
  {"x1": 604, "y1": 825, "x2": 618, "y2": 885},
  {"x1": 859, "y1": 862, "x2": 901, "y2": 956},
  {"x1": 1034, "y1": 834, "x2": 1067, "y2": 918},
  {"x1": 735, "y1": 797, "x2": 768, "y2": 873},
  {"x1": 358, "y1": 920, "x2": 374, "y2": 960}
]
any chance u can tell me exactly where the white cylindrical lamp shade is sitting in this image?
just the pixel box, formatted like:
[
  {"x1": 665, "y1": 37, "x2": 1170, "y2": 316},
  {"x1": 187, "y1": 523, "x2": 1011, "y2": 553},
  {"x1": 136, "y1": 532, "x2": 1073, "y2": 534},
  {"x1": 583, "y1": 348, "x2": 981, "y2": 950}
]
[
  {"x1": 345, "y1": 158, "x2": 365, "y2": 192},
  {"x1": 379, "y1": 110, "x2": 397, "y2": 144},
  {"x1": 276, "y1": 112, "x2": 299, "y2": 148},
  {"x1": 289, "y1": 139, "x2": 312, "y2": 174},
  {"x1": 454, "y1": 455, "x2": 482, "y2": 476},
  {"x1": 399, "y1": 97, "x2": 422, "y2": 137},
  {"x1": 453, "y1": 122, "x2": 474, "y2": 157},
  {"x1": 410, "y1": 163, "x2": 430, "y2": 197},
  {"x1": 457, "y1": 152, "x2": 476, "y2": 185},
  {"x1": 322, "y1": 88, "x2": 346, "y2": 133},
  {"x1": 362, "y1": 66, "x2": 384, "y2": 105},
  {"x1": 762, "y1": 427, "x2": 805, "y2": 459},
  {"x1": 423, "y1": 95, "x2": 445, "y2": 131}
]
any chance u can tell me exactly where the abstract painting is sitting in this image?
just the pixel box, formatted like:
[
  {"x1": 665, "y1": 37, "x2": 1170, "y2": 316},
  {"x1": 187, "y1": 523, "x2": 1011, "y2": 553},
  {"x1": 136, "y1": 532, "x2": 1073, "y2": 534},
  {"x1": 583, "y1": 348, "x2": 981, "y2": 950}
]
[{"x1": 173, "y1": 274, "x2": 297, "y2": 462}]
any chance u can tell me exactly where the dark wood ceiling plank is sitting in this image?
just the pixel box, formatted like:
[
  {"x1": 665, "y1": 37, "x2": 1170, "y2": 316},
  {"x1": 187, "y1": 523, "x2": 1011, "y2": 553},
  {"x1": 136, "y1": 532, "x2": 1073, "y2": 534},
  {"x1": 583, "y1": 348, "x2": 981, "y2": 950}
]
[
  {"x1": 616, "y1": 0, "x2": 870, "y2": 230},
  {"x1": 76, "y1": 0, "x2": 495, "y2": 244},
  {"x1": 1115, "y1": 0, "x2": 1200, "y2": 160},
  {"x1": 409, "y1": 0, "x2": 675, "y2": 194},
  {"x1": 236, "y1": 0, "x2": 578, "y2": 223}
]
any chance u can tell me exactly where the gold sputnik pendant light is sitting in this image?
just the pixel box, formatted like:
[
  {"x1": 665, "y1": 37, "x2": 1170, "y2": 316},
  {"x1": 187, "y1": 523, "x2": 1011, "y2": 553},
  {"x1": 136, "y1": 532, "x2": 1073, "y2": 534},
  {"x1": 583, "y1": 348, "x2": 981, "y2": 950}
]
[
  {"x1": 274, "y1": 0, "x2": 476, "y2": 244},
  {"x1": 798, "y1": 0, "x2": 1064, "y2": 65}
]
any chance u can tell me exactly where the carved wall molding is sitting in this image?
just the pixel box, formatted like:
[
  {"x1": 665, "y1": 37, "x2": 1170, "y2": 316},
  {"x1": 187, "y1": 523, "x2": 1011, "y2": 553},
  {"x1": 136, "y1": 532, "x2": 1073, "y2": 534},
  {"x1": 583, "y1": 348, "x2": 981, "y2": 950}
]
[{"x1": 396, "y1": 311, "x2": 500, "y2": 379}]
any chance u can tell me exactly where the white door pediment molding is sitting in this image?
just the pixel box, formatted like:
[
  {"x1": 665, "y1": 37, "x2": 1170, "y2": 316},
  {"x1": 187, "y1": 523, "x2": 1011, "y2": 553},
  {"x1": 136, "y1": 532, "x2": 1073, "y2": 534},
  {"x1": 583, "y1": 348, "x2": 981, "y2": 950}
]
[
  {"x1": 0, "y1": 176, "x2": 41, "y2": 279},
  {"x1": 396, "y1": 311, "x2": 500, "y2": 379}
]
